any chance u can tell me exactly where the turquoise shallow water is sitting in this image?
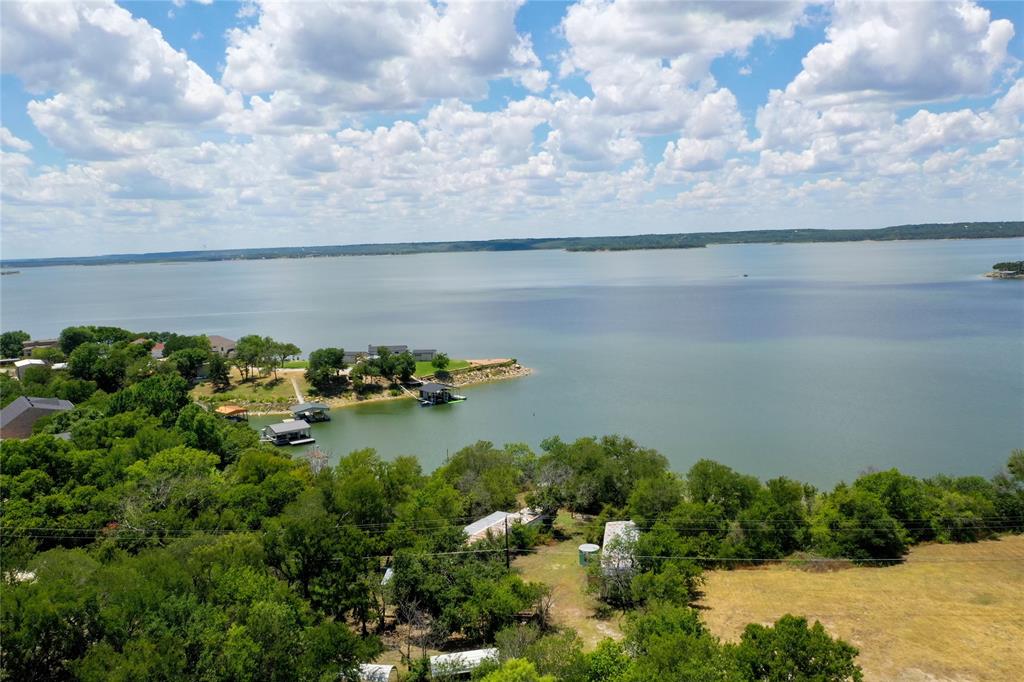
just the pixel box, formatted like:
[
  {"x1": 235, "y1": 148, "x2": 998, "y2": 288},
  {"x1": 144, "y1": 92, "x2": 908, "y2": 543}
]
[{"x1": 3, "y1": 238, "x2": 1022, "y2": 485}]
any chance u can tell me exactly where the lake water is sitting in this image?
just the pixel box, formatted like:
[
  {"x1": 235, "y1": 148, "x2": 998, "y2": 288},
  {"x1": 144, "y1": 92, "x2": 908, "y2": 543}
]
[{"x1": 3, "y1": 238, "x2": 1022, "y2": 485}]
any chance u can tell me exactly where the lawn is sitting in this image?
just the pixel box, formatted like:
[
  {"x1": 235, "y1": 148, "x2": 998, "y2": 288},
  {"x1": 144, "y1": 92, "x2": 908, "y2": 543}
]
[
  {"x1": 282, "y1": 360, "x2": 308, "y2": 369},
  {"x1": 698, "y1": 534, "x2": 1024, "y2": 681},
  {"x1": 190, "y1": 366, "x2": 307, "y2": 405},
  {"x1": 512, "y1": 512, "x2": 623, "y2": 649},
  {"x1": 415, "y1": 359, "x2": 470, "y2": 377}
]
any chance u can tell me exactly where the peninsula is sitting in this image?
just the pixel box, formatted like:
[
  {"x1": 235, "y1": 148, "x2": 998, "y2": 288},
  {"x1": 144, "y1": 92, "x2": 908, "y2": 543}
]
[
  {"x1": 985, "y1": 260, "x2": 1024, "y2": 279},
  {"x1": 3, "y1": 221, "x2": 1021, "y2": 268}
]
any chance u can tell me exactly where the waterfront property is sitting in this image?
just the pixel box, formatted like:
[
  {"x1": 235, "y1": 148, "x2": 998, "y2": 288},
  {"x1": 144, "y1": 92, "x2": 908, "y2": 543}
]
[
  {"x1": 412, "y1": 349, "x2": 436, "y2": 361},
  {"x1": 259, "y1": 419, "x2": 314, "y2": 446},
  {"x1": 601, "y1": 520, "x2": 638, "y2": 575},
  {"x1": 208, "y1": 335, "x2": 236, "y2": 356},
  {"x1": 214, "y1": 404, "x2": 249, "y2": 421},
  {"x1": 291, "y1": 401, "x2": 330, "y2": 422},
  {"x1": 368, "y1": 344, "x2": 407, "y2": 356},
  {"x1": 1, "y1": 396, "x2": 74, "y2": 439},
  {"x1": 21, "y1": 338, "x2": 58, "y2": 354},
  {"x1": 150, "y1": 342, "x2": 165, "y2": 359},
  {"x1": 430, "y1": 649, "x2": 498, "y2": 678},
  {"x1": 343, "y1": 350, "x2": 368, "y2": 365}
]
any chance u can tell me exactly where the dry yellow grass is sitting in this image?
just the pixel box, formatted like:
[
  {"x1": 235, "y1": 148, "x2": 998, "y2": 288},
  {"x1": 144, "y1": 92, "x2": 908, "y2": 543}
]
[
  {"x1": 699, "y1": 535, "x2": 1024, "y2": 681},
  {"x1": 189, "y1": 366, "x2": 308, "y2": 405},
  {"x1": 513, "y1": 512, "x2": 623, "y2": 649}
]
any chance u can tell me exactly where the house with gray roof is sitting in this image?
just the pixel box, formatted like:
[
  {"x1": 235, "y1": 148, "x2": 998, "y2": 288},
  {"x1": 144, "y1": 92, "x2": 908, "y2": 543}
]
[
  {"x1": 1, "y1": 396, "x2": 74, "y2": 439},
  {"x1": 207, "y1": 335, "x2": 236, "y2": 356}
]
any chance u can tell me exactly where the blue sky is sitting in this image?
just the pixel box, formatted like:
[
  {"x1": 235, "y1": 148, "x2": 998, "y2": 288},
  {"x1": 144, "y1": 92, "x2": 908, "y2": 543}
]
[{"x1": 1, "y1": 1, "x2": 1021, "y2": 258}]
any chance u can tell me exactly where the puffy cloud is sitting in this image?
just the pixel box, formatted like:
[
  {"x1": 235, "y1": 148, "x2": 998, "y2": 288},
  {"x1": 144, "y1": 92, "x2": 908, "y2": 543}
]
[
  {"x1": 1, "y1": 0, "x2": 1022, "y2": 258},
  {"x1": 787, "y1": 1, "x2": 1015, "y2": 105},
  {"x1": 222, "y1": 0, "x2": 547, "y2": 128},
  {"x1": 559, "y1": 0, "x2": 807, "y2": 131},
  {"x1": 0, "y1": 127, "x2": 32, "y2": 152},
  {"x1": 0, "y1": 1, "x2": 239, "y2": 158}
]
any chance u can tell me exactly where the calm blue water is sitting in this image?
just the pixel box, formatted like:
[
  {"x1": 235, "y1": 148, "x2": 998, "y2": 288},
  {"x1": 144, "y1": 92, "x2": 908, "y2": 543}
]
[{"x1": 3, "y1": 238, "x2": 1022, "y2": 485}]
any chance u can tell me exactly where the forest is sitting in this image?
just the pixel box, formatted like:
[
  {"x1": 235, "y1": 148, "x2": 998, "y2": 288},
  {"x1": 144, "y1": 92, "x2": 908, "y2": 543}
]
[{"x1": 2, "y1": 325, "x2": 1023, "y2": 680}]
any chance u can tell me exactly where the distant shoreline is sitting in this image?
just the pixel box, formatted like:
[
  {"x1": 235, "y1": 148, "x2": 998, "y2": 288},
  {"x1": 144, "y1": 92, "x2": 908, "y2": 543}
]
[{"x1": 3, "y1": 221, "x2": 1021, "y2": 269}]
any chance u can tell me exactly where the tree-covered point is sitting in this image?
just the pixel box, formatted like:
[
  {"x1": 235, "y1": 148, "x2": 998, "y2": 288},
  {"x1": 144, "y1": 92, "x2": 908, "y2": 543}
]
[{"x1": 992, "y1": 260, "x2": 1023, "y2": 274}]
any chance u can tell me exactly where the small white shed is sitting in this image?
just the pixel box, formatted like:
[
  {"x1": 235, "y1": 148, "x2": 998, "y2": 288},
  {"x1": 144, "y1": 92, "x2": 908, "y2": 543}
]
[
  {"x1": 430, "y1": 648, "x2": 498, "y2": 677},
  {"x1": 357, "y1": 663, "x2": 397, "y2": 682},
  {"x1": 14, "y1": 358, "x2": 46, "y2": 380},
  {"x1": 601, "y1": 520, "x2": 638, "y2": 575}
]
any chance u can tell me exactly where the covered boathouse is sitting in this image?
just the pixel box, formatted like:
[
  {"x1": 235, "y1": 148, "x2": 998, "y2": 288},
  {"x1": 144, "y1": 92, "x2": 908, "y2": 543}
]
[
  {"x1": 419, "y1": 382, "x2": 464, "y2": 405},
  {"x1": 290, "y1": 402, "x2": 330, "y2": 422},
  {"x1": 260, "y1": 420, "x2": 314, "y2": 446}
]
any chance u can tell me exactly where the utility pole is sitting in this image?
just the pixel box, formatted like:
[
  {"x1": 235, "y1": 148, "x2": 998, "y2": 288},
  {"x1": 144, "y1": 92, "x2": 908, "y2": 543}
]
[{"x1": 504, "y1": 516, "x2": 510, "y2": 570}]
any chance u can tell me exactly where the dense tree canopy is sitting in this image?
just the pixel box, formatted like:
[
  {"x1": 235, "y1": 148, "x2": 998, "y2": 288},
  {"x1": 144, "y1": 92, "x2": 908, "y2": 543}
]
[{"x1": 0, "y1": 330, "x2": 29, "y2": 358}]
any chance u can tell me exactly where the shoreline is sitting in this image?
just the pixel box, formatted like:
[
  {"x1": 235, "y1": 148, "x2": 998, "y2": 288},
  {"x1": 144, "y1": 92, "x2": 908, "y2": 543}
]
[{"x1": 219, "y1": 361, "x2": 533, "y2": 416}]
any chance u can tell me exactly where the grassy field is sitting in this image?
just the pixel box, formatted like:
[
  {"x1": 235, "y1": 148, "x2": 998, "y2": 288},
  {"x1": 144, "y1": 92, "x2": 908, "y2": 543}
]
[
  {"x1": 513, "y1": 512, "x2": 623, "y2": 649},
  {"x1": 189, "y1": 367, "x2": 307, "y2": 405},
  {"x1": 282, "y1": 360, "x2": 308, "y2": 369},
  {"x1": 415, "y1": 359, "x2": 470, "y2": 377},
  {"x1": 699, "y1": 535, "x2": 1024, "y2": 681}
]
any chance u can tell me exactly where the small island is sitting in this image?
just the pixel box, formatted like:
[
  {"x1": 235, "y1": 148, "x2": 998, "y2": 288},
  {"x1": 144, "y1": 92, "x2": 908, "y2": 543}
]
[{"x1": 985, "y1": 260, "x2": 1024, "y2": 279}]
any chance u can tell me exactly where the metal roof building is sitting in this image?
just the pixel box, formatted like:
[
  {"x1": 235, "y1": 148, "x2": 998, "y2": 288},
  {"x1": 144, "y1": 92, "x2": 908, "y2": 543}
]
[
  {"x1": 429, "y1": 648, "x2": 498, "y2": 677},
  {"x1": 1, "y1": 396, "x2": 74, "y2": 439},
  {"x1": 357, "y1": 663, "x2": 397, "y2": 682},
  {"x1": 463, "y1": 508, "x2": 542, "y2": 544},
  {"x1": 14, "y1": 358, "x2": 46, "y2": 380}
]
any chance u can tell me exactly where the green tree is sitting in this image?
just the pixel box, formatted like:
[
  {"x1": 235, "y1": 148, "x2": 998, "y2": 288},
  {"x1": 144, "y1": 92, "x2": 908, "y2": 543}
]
[
  {"x1": 169, "y1": 347, "x2": 209, "y2": 383},
  {"x1": 395, "y1": 351, "x2": 417, "y2": 383},
  {"x1": 480, "y1": 659, "x2": 556, "y2": 682},
  {"x1": 306, "y1": 347, "x2": 348, "y2": 393},
  {"x1": 31, "y1": 347, "x2": 65, "y2": 363},
  {"x1": 207, "y1": 352, "x2": 231, "y2": 390},
  {"x1": 431, "y1": 352, "x2": 452, "y2": 380},
  {"x1": 734, "y1": 615, "x2": 862, "y2": 681},
  {"x1": 0, "y1": 330, "x2": 30, "y2": 358},
  {"x1": 811, "y1": 485, "x2": 908, "y2": 563},
  {"x1": 234, "y1": 335, "x2": 266, "y2": 380},
  {"x1": 59, "y1": 326, "x2": 96, "y2": 354},
  {"x1": 686, "y1": 459, "x2": 761, "y2": 518},
  {"x1": 108, "y1": 373, "x2": 190, "y2": 424},
  {"x1": 628, "y1": 473, "x2": 683, "y2": 525},
  {"x1": 269, "y1": 340, "x2": 301, "y2": 379},
  {"x1": 68, "y1": 342, "x2": 130, "y2": 392}
]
